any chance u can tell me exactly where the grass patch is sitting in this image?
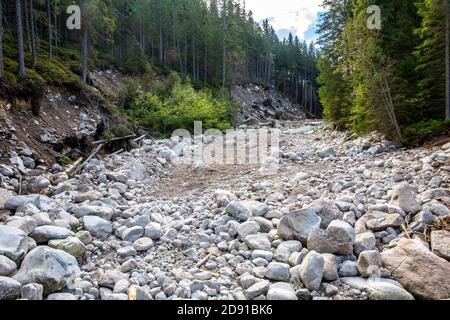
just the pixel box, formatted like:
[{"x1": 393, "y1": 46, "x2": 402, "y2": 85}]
[{"x1": 403, "y1": 119, "x2": 450, "y2": 146}]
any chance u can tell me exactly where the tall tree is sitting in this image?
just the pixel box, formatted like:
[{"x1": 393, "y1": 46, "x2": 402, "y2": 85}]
[
  {"x1": 446, "y1": 0, "x2": 450, "y2": 119},
  {"x1": 47, "y1": 0, "x2": 52, "y2": 58},
  {"x1": 16, "y1": 0, "x2": 26, "y2": 77},
  {"x1": 0, "y1": 0, "x2": 3, "y2": 79}
]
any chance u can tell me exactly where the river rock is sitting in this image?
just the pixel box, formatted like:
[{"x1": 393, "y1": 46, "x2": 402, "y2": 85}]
[
  {"x1": 357, "y1": 250, "x2": 382, "y2": 278},
  {"x1": 82, "y1": 216, "x2": 112, "y2": 240},
  {"x1": 277, "y1": 208, "x2": 321, "y2": 244},
  {"x1": 0, "y1": 276, "x2": 21, "y2": 300},
  {"x1": 430, "y1": 230, "x2": 450, "y2": 261},
  {"x1": 13, "y1": 246, "x2": 80, "y2": 294},
  {"x1": 48, "y1": 237, "x2": 87, "y2": 258},
  {"x1": 298, "y1": 251, "x2": 324, "y2": 291},
  {"x1": 341, "y1": 277, "x2": 414, "y2": 300},
  {"x1": 0, "y1": 225, "x2": 28, "y2": 262},
  {"x1": 381, "y1": 238, "x2": 450, "y2": 300},
  {"x1": 30, "y1": 226, "x2": 74, "y2": 243},
  {"x1": 389, "y1": 183, "x2": 422, "y2": 214}
]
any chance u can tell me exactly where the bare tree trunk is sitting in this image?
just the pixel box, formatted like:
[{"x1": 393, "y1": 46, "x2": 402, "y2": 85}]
[
  {"x1": 446, "y1": 0, "x2": 450, "y2": 119},
  {"x1": 0, "y1": 0, "x2": 3, "y2": 78},
  {"x1": 81, "y1": 24, "x2": 88, "y2": 83},
  {"x1": 24, "y1": 0, "x2": 31, "y2": 53},
  {"x1": 54, "y1": 0, "x2": 57, "y2": 48},
  {"x1": 30, "y1": 0, "x2": 36, "y2": 65},
  {"x1": 222, "y1": 0, "x2": 227, "y2": 91},
  {"x1": 16, "y1": 0, "x2": 26, "y2": 77},
  {"x1": 47, "y1": 0, "x2": 52, "y2": 58}
]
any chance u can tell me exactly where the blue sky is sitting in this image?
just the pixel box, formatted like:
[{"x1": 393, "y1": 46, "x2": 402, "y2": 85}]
[{"x1": 245, "y1": 0, "x2": 323, "y2": 43}]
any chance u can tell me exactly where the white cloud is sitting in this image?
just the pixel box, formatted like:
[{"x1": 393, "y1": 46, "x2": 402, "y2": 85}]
[{"x1": 244, "y1": 0, "x2": 322, "y2": 41}]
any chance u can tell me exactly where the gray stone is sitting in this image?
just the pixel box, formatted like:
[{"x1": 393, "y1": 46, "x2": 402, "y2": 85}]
[
  {"x1": 430, "y1": 230, "x2": 450, "y2": 261},
  {"x1": 226, "y1": 201, "x2": 251, "y2": 221},
  {"x1": 0, "y1": 255, "x2": 16, "y2": 276},
  {"x1": 30, "y1": 226, "x2": 74, "y2": 243},
  {"x1": 14, "y1": 246, "x2": 80, "y2": 294},
  {"x1": 238, "y1": 221, "x2": 260, "y2": 241},
  {"x1": 4, "y1": 195, "x2": 39, "y2": 211},
  {"x1": 354, "y1": 232, "x2": 376, "y2": 255},
  {"x1": 6, "y1": 216, "x2": 37, "y2": 235},
  {"x1": 144, "y1": 222, "x2": 162, "y2": 240},
  {"x1": 98, "y1": 270, "x2": 129, "y2": 289},
  {"x1": 317, "y1": 147, "x2": 336, "y2": 158},
  {"x1": 267, "y1": 282, "x2": 297, "y2": 300},
  {"x1": 0, "y1": 225, "x2": 28, "y2": 262},
  {"x1": 121, "y1": 226, "x2": 144, "y2": 242},
  {"x1": 133, "y1": 237, "x2": 154, "y2": 251},
  {"x1": 0, "y1": 276, "x2": 21, "y2": 300},
  {"x1": 298, "y1": 251, "x2": 324, "y2": 291},
  {"x1": 339, "y1": 261, "x2": 359, "y2": 277},
  {"x1": 265, "y1": 262, "x2": 290, "y2": 281},
  {"x1": 46, "y1": 293, "x2": 77, "y2": 300},
  {"x1": 73, "y1": 190, "x2": 103, "y2": 203},
  {"x1": 246, "y1": 280, "x2": 270, "y2": 300},
  {"x1": 20, "y1": 283, "x2": 43, "y2": 300},
  {"x1": 214, "y1": 190, "x2": 237, "y2": 208},
  {"x1": 307, "y1": 221, "x2": 355, "y2": 255},
  {"x1": 341, "y1": 277, "x2": 414, "y2": 300},
  {"x1": 322, "y1": 253, "x2": 338, "y2": 282},
  {"x1": 82, "y1": 216, "x2": 112, "y2": 240},
  {"x1": 277, "y1": 208, "x2": 321, "y2": 244},
  {"x1": 0, "y1": 188, "x2": 13, "y2": 209},
  {"x1": 309, "y1": 199, "x2": 343, "y2": 228},
  {"x1": 245, "y1": 234, "x2": 271, "y2": 251},
  {"x1": 366, "y1": 213, "x2": 404, "y2": 232},
  {"x1": 357, "y1": 250, "x2": 382, "y2": 278},
  {"x1": 48, "y1": 237, "x2": 87, "y2": 258},
  {"x1": 72, "y1": 205, "x2": 114, "y2": 220},
  {"x1": 389, "y1": 183, "x2": 422, "y2": 214}
]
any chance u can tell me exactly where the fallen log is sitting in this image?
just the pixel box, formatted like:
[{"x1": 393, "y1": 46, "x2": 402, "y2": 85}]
[
  {"x1": 65, "y1": 157, "x2": 83, "y2": 175},
  {"x1": 75, "y1": 143, "x2": 104, "y2": 174},
  {"x1": 92, "y1": 134, "x2": 136, "y2": 145}
]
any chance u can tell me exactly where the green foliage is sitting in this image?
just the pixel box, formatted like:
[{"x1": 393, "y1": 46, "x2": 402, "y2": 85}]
[
  {"x1": 317, "y1": 0, "x2": 447, "y2": 144},
  {"x1": 403, "y1": 119, "x2": 450, "y2": 146},
  {"x1": 126, "y1": 75, "x2": 233, "y2": 136},
  {"x1": 34, "y1": 57, "x2": 81, "y2": 90},
  {"x1": 56, "y1": 155, "x2": 71, "y2": 166}
]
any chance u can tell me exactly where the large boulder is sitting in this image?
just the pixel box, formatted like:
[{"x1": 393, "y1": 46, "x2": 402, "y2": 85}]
[
  {"x1": 341, "y1": 277, "x2": 414, "y2": 300},
  {"x1": 0, "y1": 225, "x2": 28, "y2": 262},
  {"x1": 48, "y1": 237, "x2": 87, "y2": 258},
  {"x1": 277, "y1": 208, "x2": 321, "y2": 245},
  {"x1": 30, "y1": 226, "x2": 74, "y2": 243},
  {"x1": 4, "y1": 195, "x2": 39, "y2": 211},
  {"x1": 266, "y1": 282, "x2": 297, "y2": 300},
  {"x1": 307, "y1": 220, "x2": 355, "y2": 255},
  {"x1": 14, "y1": 246, "x2": 80, "y2": 294},
  {"x1": 381, "y1": 238, "x2": 450, "y2": 300},
  {"x1": 389, "y1": 183, "x2": 422, "y2": 214},
  {"x1": 0, "y1": 255, "x2": 17, "y2": 276}
]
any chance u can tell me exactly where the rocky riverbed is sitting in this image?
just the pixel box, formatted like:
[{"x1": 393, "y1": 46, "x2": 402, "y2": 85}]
[{"x1": 0, "y1": 120, "x2": 449, "y2": 300}]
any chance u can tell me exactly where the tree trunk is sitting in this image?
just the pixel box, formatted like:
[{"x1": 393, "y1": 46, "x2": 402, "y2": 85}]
[
  {"x1": 24, "y1": 0, "x2": 31, "y2": 53},
  {"x1": 54, "y1": 0, "x2": 57, "y2": 48},
  {"x1": 0, "y1": 0, "x2": 3, "y2": 78},
  {"x1": 446, "y1": 0, "x2": 450, "y2": 119},
  {"x1": 16, "y1": 0, "x2": 26, "y2": 77},
  {"x1": 222, "y1": 0, "x2": 227, "y2": 91},
  {"x1": 47, "y1": 0, "x2": 52, "y2": 58},
  {"x1": 30, "y1": 0, "x2": 36, "y2": 65},
  {"x1": 81, "y1": 23, "x2": 88, "y2": 83}
]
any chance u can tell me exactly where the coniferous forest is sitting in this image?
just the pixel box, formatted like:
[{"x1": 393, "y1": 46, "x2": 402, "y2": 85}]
[{"x1": 0, "y1": 0, "x2": 449, "y2": 143}]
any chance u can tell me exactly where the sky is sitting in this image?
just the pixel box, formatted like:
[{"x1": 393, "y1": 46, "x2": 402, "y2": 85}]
[{"x1": 244, "y1": 0, "x2": 323, "y2": 44}]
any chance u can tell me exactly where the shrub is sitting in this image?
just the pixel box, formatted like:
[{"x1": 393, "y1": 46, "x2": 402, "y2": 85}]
[
  {"x1": 126, "y1": 78, "x2": 232, "y2": 136},
  {"x1": 403, "y1": 119, "x2": 450, "y2": 146},
  {"x1": 56, "y1": 155, "x2": 71, "y2": 166}
]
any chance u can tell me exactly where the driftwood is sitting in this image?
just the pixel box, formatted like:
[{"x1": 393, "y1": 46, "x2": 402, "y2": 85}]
[
  {"x1": 92, "y1": 134, "x2": 136, "y2": 145},
  {"x1": 133, "y1": 134, "x2": 146, "y2": 143},
  {"x1": 65, "y1": 157, "x2": 83, "y2": 175}
]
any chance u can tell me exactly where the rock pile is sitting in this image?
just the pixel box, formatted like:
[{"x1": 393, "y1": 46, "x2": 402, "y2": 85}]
[{"x1": 0, "y1": 121, "x2": 449, "y2": 300}]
